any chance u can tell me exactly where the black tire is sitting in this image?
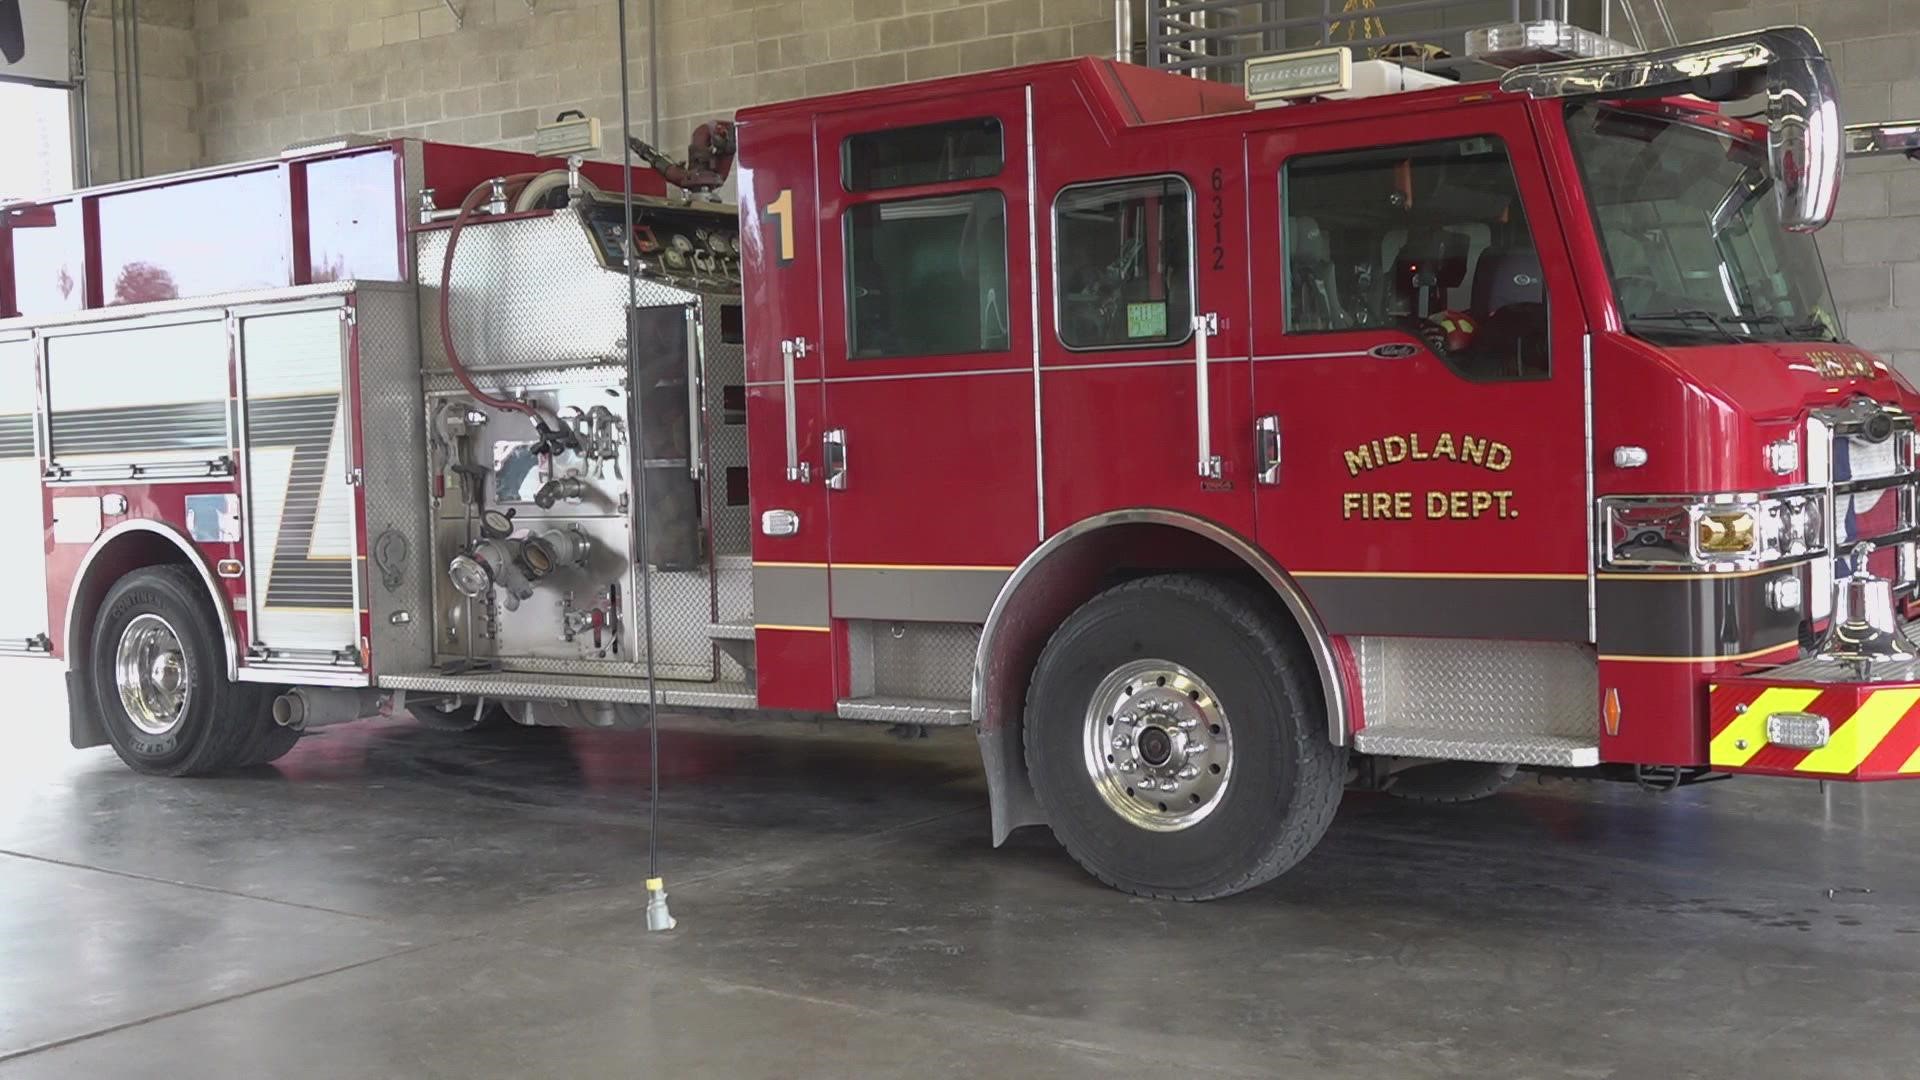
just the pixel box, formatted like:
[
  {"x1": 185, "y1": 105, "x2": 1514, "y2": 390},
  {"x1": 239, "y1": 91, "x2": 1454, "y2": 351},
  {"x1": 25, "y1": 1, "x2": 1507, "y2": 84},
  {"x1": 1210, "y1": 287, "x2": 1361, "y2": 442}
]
[
  {"x1": 1387, "y1": 761, "x2": 1516, "y2": 804},
  {"x1": 1023, "y1": 574, "x2": 1346, "y2": 900},
  {"x1": 228, "y1": 701, "x2": 304, "y2": 768},
  {"x1": 90, "y1": 565, "x2": 257, "y2": 777}
]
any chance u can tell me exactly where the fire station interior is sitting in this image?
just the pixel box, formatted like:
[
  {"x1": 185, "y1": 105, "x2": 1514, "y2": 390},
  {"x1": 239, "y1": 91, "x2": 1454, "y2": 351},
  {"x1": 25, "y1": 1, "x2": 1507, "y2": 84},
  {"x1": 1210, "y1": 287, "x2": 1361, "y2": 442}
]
[{"x1": 5, "y1": 2, "x2": 1920, "y2": 1077}]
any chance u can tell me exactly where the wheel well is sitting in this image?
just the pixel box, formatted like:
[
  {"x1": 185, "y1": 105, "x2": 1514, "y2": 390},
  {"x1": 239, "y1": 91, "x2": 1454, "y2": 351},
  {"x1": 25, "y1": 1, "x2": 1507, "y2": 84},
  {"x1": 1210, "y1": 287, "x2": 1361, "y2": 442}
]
[
  {"x1": 972, "y1": 513, "x2": 1346, "y2": 845},
  {"x1": 64, "y1": 526, "x2": 234, "y2": 749}
]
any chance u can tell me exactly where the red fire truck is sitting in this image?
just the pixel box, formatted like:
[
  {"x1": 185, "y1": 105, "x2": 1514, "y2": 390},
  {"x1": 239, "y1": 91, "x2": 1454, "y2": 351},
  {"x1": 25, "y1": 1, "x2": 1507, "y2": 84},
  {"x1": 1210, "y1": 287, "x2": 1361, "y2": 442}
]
[{"x1": 3, "y1": 20, "x2": 1913, "y2": 899}]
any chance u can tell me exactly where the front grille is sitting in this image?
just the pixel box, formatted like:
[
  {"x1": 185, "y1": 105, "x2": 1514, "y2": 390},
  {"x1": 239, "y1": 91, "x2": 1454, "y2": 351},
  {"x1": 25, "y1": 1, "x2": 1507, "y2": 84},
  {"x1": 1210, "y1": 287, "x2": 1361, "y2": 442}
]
[{"x1": 1809, "y1": 404, "x2": 1920, "y2": 616}]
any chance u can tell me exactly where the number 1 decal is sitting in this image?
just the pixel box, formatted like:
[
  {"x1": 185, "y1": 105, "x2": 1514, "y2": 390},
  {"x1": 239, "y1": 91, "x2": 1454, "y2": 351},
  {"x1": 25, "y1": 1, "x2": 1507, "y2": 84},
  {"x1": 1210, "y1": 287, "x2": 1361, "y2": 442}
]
[{"x1": 766, "y1": 188, "x2": 795, "y2": 264}]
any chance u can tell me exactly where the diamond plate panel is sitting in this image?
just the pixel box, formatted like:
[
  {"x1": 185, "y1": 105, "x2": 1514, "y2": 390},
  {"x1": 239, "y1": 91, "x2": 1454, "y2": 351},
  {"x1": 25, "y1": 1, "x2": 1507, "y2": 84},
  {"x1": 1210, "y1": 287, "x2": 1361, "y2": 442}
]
[
  {"x1": 847, "y1": 621, "x2": 981, "y2": 701},
  {"x1": 836, "y1": 697, "x2": 971, "y2": 725},
  {"x1": 415, "y1": 212, "x2": 698, "y2": 374},
  {"x1": 355, "y1": 284, "x2": 436, "y2": 675},
  {"x1": 380, "y1": 670, "x2": 756, "y2": 709},
  {"x1": 1356, "y1": 637, "x2": 1599, "y2": 758}
]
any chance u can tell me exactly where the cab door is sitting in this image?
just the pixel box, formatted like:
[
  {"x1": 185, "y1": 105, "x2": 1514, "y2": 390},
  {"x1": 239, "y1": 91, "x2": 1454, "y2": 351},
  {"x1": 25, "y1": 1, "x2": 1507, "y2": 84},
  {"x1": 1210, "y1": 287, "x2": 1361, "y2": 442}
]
[
  {"x1": 812, "y1": 93, "x2": 1037, "y2": 638},
  {"x1": 1247, "y1": 101, "x2": 1591, "y2": 642},
  {"x1": 738, "y1": 112, "x2": 834, "y2": 709}
]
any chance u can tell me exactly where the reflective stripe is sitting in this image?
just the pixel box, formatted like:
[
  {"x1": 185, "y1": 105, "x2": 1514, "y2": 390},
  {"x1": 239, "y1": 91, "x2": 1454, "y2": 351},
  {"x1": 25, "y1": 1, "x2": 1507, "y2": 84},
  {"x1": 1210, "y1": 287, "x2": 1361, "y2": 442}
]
[
  {"x1": 1798, "y1": 688, "x2": 1920, "y2": 775},
  {"x1": 1903, "y1": 743, "x2": 1920, "y2": 775},
  {"x1": 1711, "y1": 686, "x2": 1821, "y2": 768}
]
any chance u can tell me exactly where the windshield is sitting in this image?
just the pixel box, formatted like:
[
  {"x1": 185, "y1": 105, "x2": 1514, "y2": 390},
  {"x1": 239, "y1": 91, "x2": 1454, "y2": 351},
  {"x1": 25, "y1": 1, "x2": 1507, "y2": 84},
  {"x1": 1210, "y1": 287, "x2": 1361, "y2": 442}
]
[{"x1": 1565, "y1": 102, "x2": 1843, "y2": 346}]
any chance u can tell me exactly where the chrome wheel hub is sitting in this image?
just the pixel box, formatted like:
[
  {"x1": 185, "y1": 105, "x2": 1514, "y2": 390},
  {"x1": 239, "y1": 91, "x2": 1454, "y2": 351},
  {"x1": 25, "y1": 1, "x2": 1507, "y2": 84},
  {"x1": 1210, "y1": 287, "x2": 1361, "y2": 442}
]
[
  {"x1": 115, "y1": 613, "x2": 191, "y2": 736},
  {"x1": 1083, "y1": 659, "x2": 1233, "y2": 832}
]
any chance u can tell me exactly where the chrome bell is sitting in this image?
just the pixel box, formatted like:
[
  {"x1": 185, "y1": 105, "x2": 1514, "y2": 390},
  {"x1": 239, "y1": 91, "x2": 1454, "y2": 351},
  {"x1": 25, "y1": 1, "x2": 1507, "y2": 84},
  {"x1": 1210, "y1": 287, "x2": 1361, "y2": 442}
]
[{"x1": 1815, "y1": 543, "x2": 1915, "y2": 665}]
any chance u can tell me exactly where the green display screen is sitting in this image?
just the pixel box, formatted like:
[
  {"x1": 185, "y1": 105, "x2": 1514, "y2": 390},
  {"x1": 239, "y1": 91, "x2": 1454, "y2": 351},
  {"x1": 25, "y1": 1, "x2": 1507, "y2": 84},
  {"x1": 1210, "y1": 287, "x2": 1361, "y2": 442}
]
[{"x1": 1127, "y1": 302, "x2": 1168, "y2": 339}]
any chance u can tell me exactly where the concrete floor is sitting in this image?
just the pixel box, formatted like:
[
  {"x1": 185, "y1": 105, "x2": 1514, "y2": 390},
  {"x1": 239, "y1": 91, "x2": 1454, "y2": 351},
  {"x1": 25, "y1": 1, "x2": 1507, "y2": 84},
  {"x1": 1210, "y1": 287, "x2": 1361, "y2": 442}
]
[{"x1": 3, "y1": 661, "x2": 1920, "y2": 1079}]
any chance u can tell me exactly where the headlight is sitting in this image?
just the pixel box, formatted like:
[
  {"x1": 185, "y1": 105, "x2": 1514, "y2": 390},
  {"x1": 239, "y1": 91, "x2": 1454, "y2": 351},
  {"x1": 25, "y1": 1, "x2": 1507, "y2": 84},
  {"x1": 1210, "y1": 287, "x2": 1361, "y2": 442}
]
[{"x1": 1604, "y1": 493, "x2": 1825, "y2": 570}]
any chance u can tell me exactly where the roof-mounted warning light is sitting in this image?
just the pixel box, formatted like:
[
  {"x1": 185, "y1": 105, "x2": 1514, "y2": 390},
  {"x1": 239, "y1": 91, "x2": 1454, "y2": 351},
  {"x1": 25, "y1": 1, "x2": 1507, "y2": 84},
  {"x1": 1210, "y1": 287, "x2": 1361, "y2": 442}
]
[{"x1": 1464, "y1": 20, "x2": 1634, "y2": 68}]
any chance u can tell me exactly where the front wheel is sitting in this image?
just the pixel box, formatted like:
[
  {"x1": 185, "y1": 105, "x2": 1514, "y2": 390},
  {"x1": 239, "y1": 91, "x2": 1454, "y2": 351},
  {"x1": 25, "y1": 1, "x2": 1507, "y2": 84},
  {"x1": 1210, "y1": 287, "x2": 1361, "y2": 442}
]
[
  {"x1": 90, "y1": 566, "x2": 269, "y2": 776},
  {"x1": 1023, "y1": 575, "x2": 1346, "y2": 900}
]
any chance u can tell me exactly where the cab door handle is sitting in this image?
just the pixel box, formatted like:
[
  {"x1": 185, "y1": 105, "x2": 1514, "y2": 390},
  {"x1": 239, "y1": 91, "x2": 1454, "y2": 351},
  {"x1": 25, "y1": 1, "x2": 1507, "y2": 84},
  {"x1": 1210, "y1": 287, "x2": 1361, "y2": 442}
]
[
  {"x1": 1256, "y1": 415, "x2": 1281, "y2": 485},
  {"x1": 823, "y1": 428, "x2": 848, "y2": 490}
]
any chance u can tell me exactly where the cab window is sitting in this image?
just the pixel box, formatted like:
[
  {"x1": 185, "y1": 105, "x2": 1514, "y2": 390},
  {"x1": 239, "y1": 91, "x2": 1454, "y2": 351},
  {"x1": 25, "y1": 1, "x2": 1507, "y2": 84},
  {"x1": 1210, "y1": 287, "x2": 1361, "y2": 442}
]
[
  {"x1": 843, "y1": 118, "x2": 1003, "y2": 192},
  {"x1": 1283, "y1": 136, "x2": 1549, "y2": 380},
  {"x1": 845, "y1": 191, "x2": 1010, "y2": 360},
  {"x1": 1054, "y1": 176, "x2": 1194, "y2": 349}
]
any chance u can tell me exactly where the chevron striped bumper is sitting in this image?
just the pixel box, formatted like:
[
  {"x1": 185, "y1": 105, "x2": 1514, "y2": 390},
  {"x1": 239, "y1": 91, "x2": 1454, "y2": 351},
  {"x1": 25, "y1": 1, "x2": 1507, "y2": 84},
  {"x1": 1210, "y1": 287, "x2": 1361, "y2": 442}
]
[{"x1": 1709, "y1": 677, "x2": 1920, "y2": 780}]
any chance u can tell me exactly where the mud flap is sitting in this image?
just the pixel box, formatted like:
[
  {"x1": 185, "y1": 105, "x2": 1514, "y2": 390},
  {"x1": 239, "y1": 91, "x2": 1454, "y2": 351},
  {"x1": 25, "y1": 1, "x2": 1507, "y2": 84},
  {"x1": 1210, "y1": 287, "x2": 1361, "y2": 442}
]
[
  {"x1": 977, "y1": 721, "x2": 1046, "y2": 845},
  {"x1": 67, "y1": 667, "x2": 106, "y2": 749}
]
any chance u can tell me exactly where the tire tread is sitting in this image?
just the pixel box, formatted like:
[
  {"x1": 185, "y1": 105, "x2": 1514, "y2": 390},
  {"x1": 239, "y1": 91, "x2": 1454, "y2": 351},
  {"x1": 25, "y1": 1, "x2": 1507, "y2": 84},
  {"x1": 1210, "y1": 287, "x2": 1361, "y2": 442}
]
[{"x1": 1023, "y1": 573, "x2": 1345, "y2": 901}]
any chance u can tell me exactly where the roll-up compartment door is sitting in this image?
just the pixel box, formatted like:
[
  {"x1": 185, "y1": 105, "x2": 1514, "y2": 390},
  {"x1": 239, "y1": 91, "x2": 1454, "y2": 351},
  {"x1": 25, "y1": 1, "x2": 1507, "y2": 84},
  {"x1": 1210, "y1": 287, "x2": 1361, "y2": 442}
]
[
  {"x1": 239, "y1": 307, "x2": 360, "y2": 657},
  {"x1": 0, "y1": 336, "x2": 48, "y2": 652}
]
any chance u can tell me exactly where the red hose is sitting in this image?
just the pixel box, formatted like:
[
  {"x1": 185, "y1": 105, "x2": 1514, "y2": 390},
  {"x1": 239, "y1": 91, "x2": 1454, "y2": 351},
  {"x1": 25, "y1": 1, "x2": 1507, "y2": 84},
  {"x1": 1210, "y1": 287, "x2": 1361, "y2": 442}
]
[{"x1": 439, "y1": 173, "x2": 543, "y2": 416}]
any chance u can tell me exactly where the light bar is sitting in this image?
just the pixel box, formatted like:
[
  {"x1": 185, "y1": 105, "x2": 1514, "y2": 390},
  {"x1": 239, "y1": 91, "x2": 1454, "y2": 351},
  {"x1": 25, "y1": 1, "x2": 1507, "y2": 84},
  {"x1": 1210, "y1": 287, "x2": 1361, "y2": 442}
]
[
  {"x1": 1465, "y1": 21, "x2": 1632, "y2": 69},
  {"x1": 1244, "y1": 47, "x2": 1352, "y2": 103}
]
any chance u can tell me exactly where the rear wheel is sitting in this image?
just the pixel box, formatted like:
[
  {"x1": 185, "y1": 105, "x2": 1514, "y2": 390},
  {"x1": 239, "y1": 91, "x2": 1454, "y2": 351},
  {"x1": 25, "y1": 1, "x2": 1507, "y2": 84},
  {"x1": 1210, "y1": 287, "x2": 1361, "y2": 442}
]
[
  {"x1": 90, "y1": 566, "x2": 261, "y2": 776},
  {"x1": 1023, "y1": 575, "x2": 1346, "y2": 900}
]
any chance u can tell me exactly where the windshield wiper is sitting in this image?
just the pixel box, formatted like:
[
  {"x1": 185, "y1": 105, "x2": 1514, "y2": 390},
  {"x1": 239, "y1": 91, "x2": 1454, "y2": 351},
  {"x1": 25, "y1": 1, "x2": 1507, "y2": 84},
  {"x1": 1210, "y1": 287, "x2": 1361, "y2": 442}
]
[
  {"x1": 1729, "y1": 312, "x2": 1842, "y2": 342},
  {"x1": 1627, "y1": 310, "x2": 1746, "y2": 343}
]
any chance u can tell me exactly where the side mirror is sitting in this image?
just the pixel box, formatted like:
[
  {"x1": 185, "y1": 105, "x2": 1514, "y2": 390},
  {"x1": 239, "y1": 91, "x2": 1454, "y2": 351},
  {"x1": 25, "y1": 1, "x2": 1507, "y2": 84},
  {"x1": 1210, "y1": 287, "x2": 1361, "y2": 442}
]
[
  {"x1": 1767, "y1": 55, "x2": 1841, "y2": 233},
  {"x1": 1500, "y1": 26, "x2": 1842, "y2": 232}
]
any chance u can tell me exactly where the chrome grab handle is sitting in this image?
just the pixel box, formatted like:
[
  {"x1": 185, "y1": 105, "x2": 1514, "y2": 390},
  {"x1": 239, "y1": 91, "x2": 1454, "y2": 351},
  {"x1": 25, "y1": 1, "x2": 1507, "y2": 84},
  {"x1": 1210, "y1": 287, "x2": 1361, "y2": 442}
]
[
  {"x1": 782, "y1": 337, "x2": 808, "y2": 483},
  {"x1": 1194, "y1": 313, "x2": 1222, "y2": 480},
  {"x1": 685, "y1": 305, "x2": 703, "y2": 481},
  {"x1": 823, "y1": 428, "x2": 848, "y2": 490},
  {"x1": 1256, "y1": 414, "x2": 1281, "y2": 485}
]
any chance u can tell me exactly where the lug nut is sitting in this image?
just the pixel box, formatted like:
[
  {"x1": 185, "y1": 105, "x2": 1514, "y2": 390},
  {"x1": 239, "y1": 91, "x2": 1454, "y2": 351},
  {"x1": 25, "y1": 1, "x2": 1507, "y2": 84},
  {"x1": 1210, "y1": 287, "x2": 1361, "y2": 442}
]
[
  {"x1": 1112, "y1": 734, "x2": 1132, "y2": 750},
  {"x1": 1177, "y1": 716, "x2": 1199, "y2": 730},
  {"x1": 1186, "y1": 742, "x2": 1206, "y2": 755},
  {"x1": 1177, "y1": 765, "x2": 1199, "y2": 781},
  {"x1": 1116, "y1": 758, "x2": 1137, "y2": 773}
]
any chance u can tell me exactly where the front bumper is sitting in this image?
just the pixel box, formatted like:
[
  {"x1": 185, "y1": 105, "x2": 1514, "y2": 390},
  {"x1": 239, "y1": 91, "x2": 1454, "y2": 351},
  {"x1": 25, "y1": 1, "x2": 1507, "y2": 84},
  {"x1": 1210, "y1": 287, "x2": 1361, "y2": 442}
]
[{"x1": 1709, "y1": 622, "x2": 1920, "y2": 780}]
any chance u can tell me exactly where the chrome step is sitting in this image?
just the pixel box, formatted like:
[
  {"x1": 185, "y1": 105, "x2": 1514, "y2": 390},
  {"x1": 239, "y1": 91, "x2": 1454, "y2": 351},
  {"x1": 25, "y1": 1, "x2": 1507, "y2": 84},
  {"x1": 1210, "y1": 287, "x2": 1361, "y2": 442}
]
[
  {"x1": 379, "y1": 670, "x2": 757, "y2": 710},
  {"x1": 836, "y1": 696, "x2": 971, "y2": 726},
  {"x1": 707, "y1": 620, "x2": 756, "y2": 640},
  {"x1": 1352, "y1": 729, "x2": 1599, "y2": 768}
]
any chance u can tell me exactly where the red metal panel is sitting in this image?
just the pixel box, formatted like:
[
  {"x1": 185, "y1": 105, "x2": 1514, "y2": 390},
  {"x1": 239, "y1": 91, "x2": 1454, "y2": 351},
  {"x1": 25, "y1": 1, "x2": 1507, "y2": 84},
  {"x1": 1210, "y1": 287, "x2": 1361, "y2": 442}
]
[
  {"x1": 1246, "y1": 97, "x2": 1590, "y2": 583},
  {"x1": 738, "y1": 109, "x2": 834, "y2": 709},
  {"x1": 41, "y1": 482, "x2": 247, "y2": 659},
  {"x1": 813, "y1": 87, "x2": 1040, "y2": 573}
]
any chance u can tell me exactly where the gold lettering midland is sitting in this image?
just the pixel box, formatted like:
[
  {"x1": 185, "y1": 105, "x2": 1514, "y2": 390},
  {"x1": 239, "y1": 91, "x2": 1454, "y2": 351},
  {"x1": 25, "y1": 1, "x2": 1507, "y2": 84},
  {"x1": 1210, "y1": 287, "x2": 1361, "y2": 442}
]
[{"x1": 1343, "y1": 433, "x2": 1511, "y2": 477}]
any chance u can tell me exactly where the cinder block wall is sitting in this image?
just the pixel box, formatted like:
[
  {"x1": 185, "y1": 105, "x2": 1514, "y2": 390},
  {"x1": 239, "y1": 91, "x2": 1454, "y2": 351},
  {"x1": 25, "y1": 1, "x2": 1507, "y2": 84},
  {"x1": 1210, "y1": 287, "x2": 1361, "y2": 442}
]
[
  {"x1": 82, "y1": 0, "x2": 199, "y2": 183},
  {"x1": 115, "y1": 1, "x2": 1920, "y2": 376},
  {"x1": 1676, "y1": 1, "x2": 1920, "y2": 376},
  {"x1": 190, "y1": 0, "x2": 1117, "y2": 167}
]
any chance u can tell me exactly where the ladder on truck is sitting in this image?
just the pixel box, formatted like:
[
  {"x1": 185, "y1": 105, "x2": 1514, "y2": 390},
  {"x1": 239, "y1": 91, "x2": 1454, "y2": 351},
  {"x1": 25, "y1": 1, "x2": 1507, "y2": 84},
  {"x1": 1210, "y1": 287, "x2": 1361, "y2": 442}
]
[{"x1": 1131, "y1": 0, "x2": 1677, "y2": 81}]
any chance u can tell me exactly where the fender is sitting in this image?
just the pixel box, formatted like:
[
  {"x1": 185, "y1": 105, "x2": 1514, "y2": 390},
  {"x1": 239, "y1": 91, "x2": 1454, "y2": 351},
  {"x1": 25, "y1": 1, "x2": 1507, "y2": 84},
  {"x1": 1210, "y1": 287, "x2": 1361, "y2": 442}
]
[
  {"x1": 65, "y1": 519, "x2": 241, "y2": 681},
  {"x1": 970, "y1": 508, "x2": 1350, "y2": 845}
]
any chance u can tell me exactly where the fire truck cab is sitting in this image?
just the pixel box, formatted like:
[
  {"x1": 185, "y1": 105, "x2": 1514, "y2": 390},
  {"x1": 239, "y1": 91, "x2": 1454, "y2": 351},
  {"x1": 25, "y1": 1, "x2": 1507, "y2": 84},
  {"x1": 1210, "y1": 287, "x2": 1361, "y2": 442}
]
[{"x1": 3, "y1": 21, "x2": 1911, "y2": 900}]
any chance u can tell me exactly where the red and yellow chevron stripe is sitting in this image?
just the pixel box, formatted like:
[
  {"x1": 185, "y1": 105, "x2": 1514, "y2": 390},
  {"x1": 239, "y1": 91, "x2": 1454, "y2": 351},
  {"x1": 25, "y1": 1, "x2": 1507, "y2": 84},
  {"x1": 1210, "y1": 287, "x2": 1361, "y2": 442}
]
[{"x1": 1708, "y1": 678, "x2": 1920, "y2": 780}]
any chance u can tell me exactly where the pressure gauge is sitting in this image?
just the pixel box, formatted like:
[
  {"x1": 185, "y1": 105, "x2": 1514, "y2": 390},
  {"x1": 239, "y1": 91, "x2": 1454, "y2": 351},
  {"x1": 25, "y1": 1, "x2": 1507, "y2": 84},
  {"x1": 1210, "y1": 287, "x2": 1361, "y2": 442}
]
[
  {"x1": 479, "y1": 508, "x2": 514, "y2": 540},
  {"x1": 670, "y1": 233, "x2": 694, "y2": 253},
  {"x1": 692, "y1": 251, "x2": 717, "y2": 274},
  {"x1": 713, "y1": 234, "x2": 736, "y2": 255}
]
